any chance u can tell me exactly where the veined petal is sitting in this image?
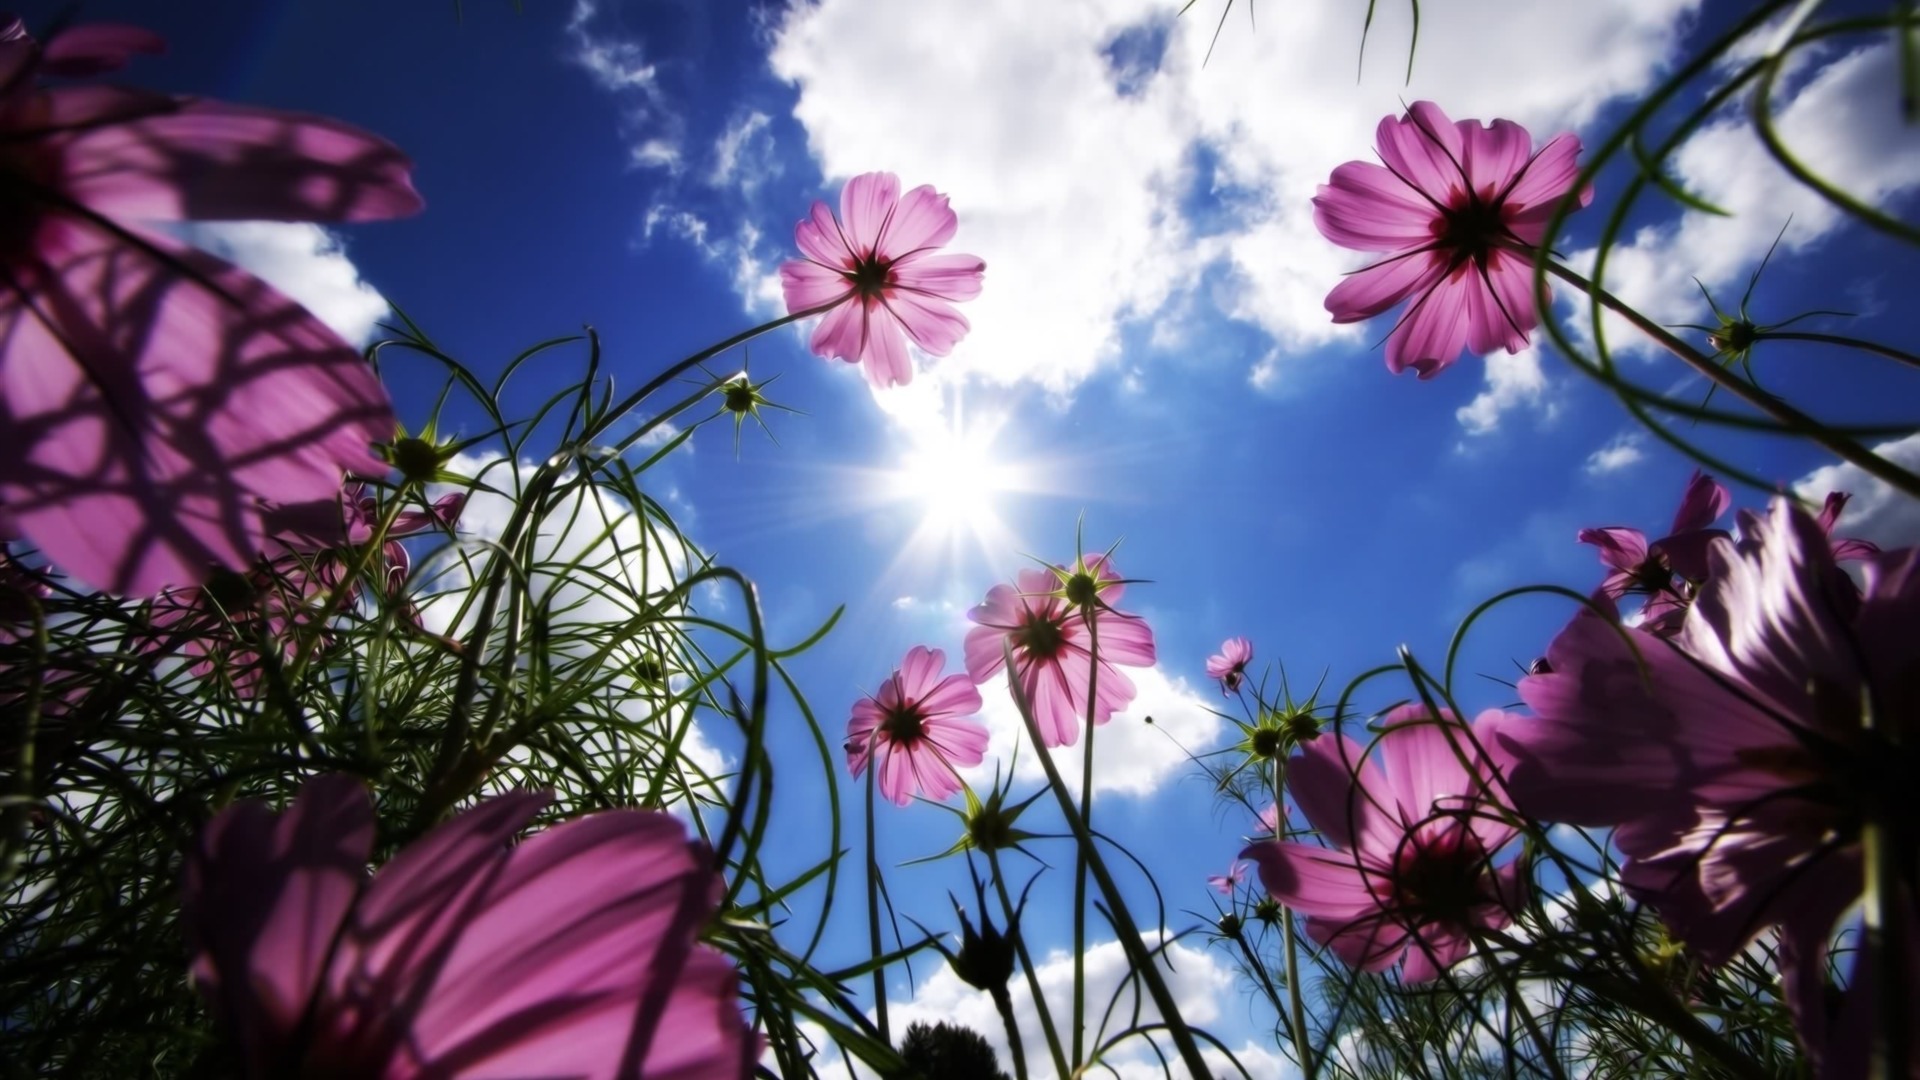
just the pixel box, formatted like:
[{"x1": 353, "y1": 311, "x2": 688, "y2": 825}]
[
  {"x1": 882, "y1": 289, "x2": 969, "y2": 358},
  {"x1": 793, "y1": 199, "x2": 853, "y2": 269},
  {"x1": 838, "y1": 171, "x2": 900, "y2": 256},
  {"x1": 917, "y1": 672, "x2": 984, "y2": 720},
  {"x1": 858, "y1": 304, "x2": 914, "y2": 387},
  {"x1": 1376, "y1": 102, "x2": 1467, "y2": 205},
  {"x1": 890, "y1": 252, "x2": 985, "y2": 302},
  {"x1": 1504, "y1": 132, "x2": 1590, "y2": 229},
  {"x1": 60, "y1": 99, "x2": 422, "y2": 222},
  {"x1": 1325, "y1": 249, "x2": 1445, "y2": 323},
  {"x1": 1312, "y1": 161, "x2": 1439, "y2": 251},
  {"x1": 1461, "y1": 118, "x2": 1533, "y2": 200},
  {"x1": 1385, "y1": 273, "x2": 1473, "y2": 378},
  {"x1": 895, "y1": 644, "x2": 946, "y2": 701},
  {"x1": 40, "y1": 23, "x2": 166, "y2": 76},
  {"x1": 1578, "y1": 526, "x2": 1650, "y2": 575},
  {"x1": 877, "y1": 183, "x2": 958, "y2": 259},
  {"x1": 1462, "y1": 249, "x2": 1539, "y2": 356},
  {"x1": 779, "y1": 258, "x2": 852, "y2": 313},
  {"x1": 1240, "y1": 841, "x2": 1385, "y2": 921}
]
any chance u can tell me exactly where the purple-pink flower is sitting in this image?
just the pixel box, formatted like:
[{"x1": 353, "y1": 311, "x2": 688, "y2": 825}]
[
  {"x1": 1577, "y1": 470, "x2": 1730, "y2": 636},
  {"x1": 963, "y1": 556, "x2": 1156, "y2": 749},
  {"x1": 0, "y1": 19, "x2": 420, "y2": 596},
  {"x1": 779, "y1": 171, "x2": 985, "y2": 389},
  {"x1": 1240, "y1": 706, "x2": 1525, "y2": 983},
  {"x1": 181, "y1": 774, "x2": 755, "y2": 1079},
  {"x1": 846, "y1": 645, "x2": 989, "y2": 806},
  {"x1": 1206, "y1": 636, "x2": 1253, "y2": 695},
  {"x1": 1208, "y1": 860, "x2": 1248, "y2": 896},
  {"x1": 1497, "y1": 500, "x2": 1919, "y2": 1075},
  {"x1": 1314, "y1": 101, "x2": 1589, "y2": 378}
]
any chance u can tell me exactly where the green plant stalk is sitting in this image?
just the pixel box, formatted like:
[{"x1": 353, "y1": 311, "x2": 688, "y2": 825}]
[
  {"x1": 1004, "y1": 641, "x2": 1213, "y2": 1079},
  {"x1": 991, "y1": 984, "x2": 1032, "y2": 1080},
  {"x1": 1272, "y1": 762, "x2": 1315, "y2": 1080},
  {"x1": 1468, "y1": 931, "x2": 1568, "y2": 1080},
  {"x1": 1072, "y1": 613, "x2": 1101, "y2": 1068},
  {"x1": 864, "y1": 765, "x2": 890, "y2": 1047},
  {"x1": 986, "y1": 845, "x2": 1071, "y2": 1080},
  {"x1": 1542, "y1": 258, "x2": 1920, "y2": 501},
  {"x1": 1862, "y1": 690, "x2": 1909, "y2": 1080}
]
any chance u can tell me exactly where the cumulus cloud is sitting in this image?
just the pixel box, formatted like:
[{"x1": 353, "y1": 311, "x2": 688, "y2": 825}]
[
  {"x1": 417, "y1": 453, "x2": 728, "y2": 798},
  {"x1": 565, "y1": 0, "x2": 684, "y2": 171},
  {"x1": 1568, "y1": 41, "x2": 1920, "y2": 356},
  {"x1": 1455, "y1": 348, "x2": 1555, "y2": 437},
  {"x1": 813, "y1": 937, "x2": 1270, "y2": 1080},
  {"x1": 961, "y1": 663, "x2": 1222, "y2": 799},
  {"x1": 172, "y1": 222, "x2": 391, "y2": 346},
  {"x1": 762, "y1": 0, "x2": 1699, "y2": 403},
  {"x1": 1794, "y1": 433, "x2": 1920, "y2": 549},
  {"x1": 1584, "y1": 431, "x2": 1647, "y2": 475}
]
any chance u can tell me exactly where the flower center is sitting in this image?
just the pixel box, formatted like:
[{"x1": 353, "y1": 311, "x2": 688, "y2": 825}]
[
  {"x1": 1012, "y1": 610, "x2": 1065, "y2": 658},
  {"x1": 1063, "y1": 570, "x2": 1101, "y2": 611},
  {"x1": 1390, "y1": 827, "x2": 1493, "y2": 923},
  {"x1": 846, "y1": 252, "x2": 893, "y2": 299},
  {"x1": 1436, "y1": 191, "x2": 1509, "y2": 270},
  {"x1": 881, "y1": 701, "x2": 927, "y2": 746}
]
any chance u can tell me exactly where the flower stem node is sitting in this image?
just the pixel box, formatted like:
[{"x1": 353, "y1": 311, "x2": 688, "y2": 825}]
[
  {"x1": 1252, "y1": 897, "x2": 1283, "y2": 927},
  {"x1": 389, "y1": 435, "x2": 447, "y2": 487},
  {"x1": 1216, "y1": 911, "x2": 1244, "y2": 940}
]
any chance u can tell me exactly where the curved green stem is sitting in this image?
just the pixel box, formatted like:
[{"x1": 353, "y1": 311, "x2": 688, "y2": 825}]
[
  {"x1": 1543, "y1": 259, "x2": 1920, "y2": 501},
  {"x1": 864, "y1": 766, "x2": 890, "y2": 1047},
  {"x1": 987, "y1": 846, "x2": 1070, "y2": 1080}
]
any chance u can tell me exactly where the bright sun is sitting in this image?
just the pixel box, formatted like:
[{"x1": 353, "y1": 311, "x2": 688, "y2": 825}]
[{"x1": 880, "y1": 406, "x2": 1029, "y2": 567}]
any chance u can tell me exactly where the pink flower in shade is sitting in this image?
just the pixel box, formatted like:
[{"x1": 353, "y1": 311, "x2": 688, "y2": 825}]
[
  {"x1": 1577, "y1": 470, "x2": 1730, "y2": 637},
  {"x1": 1734, "y1": 490, "x2": 1879, "y2": 564},
  {"x1": 963, "y1": 555, "x2": 1157, "y2": 749},
  {"x1": 846, "y1": 645, "x2": 989, "y2": 807},
  {"x1": 1495, "y1": 500, "x2": 1920, "y2": 1076},
  {"x1": 1206, "y1": 636, "x2": 1253, "y2": 695},
  {"x1": 1239, "y1": 706, "x2": 1526, "y2": 984},
  {"x1": 0, "y1": 19, "x2": 420, "y2": 596},
  {"x1": 1314, "y1": 101, "x2": 1590, "y2": 378},
  {"x1": 778, "y1": 171, "x2": 985, "y2": 389},
  {"x1": 145, "y1": 485, "x2": 463, "y2": 694},
  {"x1": 180, "y1": 774, "x2": 756, "y2": 1080}
]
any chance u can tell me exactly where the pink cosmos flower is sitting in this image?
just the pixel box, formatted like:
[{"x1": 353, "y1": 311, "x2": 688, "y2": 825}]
[
  {"x1": 1734, "y1": 490, "x2": 1879, "y2": 563},
  {"x1": 1240, "y1": 706, "x2": 1526, "y2": 983},
  {"x1": 145, "y1": 485, "x2": 463, "y2": 694},
  {"x1": 0, "y1": 19, "x2": 420, "y2": 596},
  {"x1": 1314, "y1": 101, "x2": 1589, "y2": 378},
  {"x1": 963, "y1": 555, "x2": 1157, "y2": 749},
  {"x1": 1255, "y1": 801, "x2": 1284, "y2": 837},
  {"x1": 1208, "y1": 861, "x2": 1248, "y2": 896},
  {"x1": 1577, "y1": 470, "x2": 1730, "y2": 636},
  {"x1": 778, "y1": 171, "x2": 985, "y2": 389},
  {"x1": 846, "y1": 645, "x2": 989, "y2": 806},
  {"x1": 1206, "y1": 636, "x2": 1253, "y2": 695},
  {"x1": 1496, "y1": 500, "x2": 1919, "y2": 1075},
  {"x1": 181, "y1": 774, "x2": 755, "y2": 1079}
]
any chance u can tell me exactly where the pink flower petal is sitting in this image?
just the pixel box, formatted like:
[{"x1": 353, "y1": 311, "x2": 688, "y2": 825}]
[
  {"x1": 793, "y1": 198, "x2": 853, "y2": 269},
  {"x1": 838, "y1": 171, "x2": 900, "y2": 256},
  {"x1": 40, "y1": 23, "x2": 166, "y2": 76},
  {"x1": 1239, "y1": 841, "x2": 1383, "y2": 922},
  {"x1": 876, "y1": 183, "x2": 959, "y2": 258},
  {"x1": 1385, "y1": 272, "x2": 1473, "y2": 378},
  {"x1": 1313, "y1": 162, "x2": 1440, "y2": 251},
  {"x1": 1460, "y1": 118, "x2": 1533, "y2": 202},
  {"x1": 1375, "y1": 102, "x2": 1467, "y2": 205},
  {"x1": 882, "y1": 289, "x2": 970, "y2": 358},
  {"x1": 1325, "y1": 250, "x2": 1445, "y2": 324},
  {"x1": 890, "y1": 252, "x2": 986, "y2": 302},
  {"x1": 0, "y1": 220, "x2": 395, "y2": 595},
  {"x1": 778, "y1": 258, "x2": 853, "y2": 312},
  {"x1": 60, "y1": 99, "x2": 423, "y2": 222}
]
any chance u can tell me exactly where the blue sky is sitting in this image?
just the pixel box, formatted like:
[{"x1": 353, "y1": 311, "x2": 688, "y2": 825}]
[{"x1": 21, "y1": 0, "x2": 1920, "y2": 1073}]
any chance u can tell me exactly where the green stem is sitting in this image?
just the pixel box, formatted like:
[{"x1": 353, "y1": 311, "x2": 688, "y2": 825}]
[
  {"x1": 991, "y1": 986, "x2": 1032, "y2": 1080},
  {"x1": 1758, "y1": 329, "x2": 1920, "y2": 372},
  {"x1": 987, "y1": 846, "x2": 1070, "y2": 1080},
  {"x1": 1543, "y1": 259, "x2": 1920, "y2": 501},
  {"x1": 1072, "y1": 613, "x2": 1100, "y2": 1068},
  {"x1": 1272, "y1": 762, "x2": 1315, "y2": 1080},
  {"x1": 865, "y1": 766, "x2": 890, "y2": 1047},
  {"x1": 1005, "y1": 642, "x2": 1214, "y2": 1079},
  {"x1": 1861, "y1": 690, "x2": 1909, "y2": 1080},
  {"x1": 1468, "y1": 931, "x2": 1567, "y2": 1080}
]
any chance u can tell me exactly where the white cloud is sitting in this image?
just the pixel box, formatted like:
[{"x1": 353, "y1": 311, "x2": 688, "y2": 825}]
[
  {"x1": 416, "y1": 453, "x2": 728, "y2": 798},
  {"x1": 1569, "y1": 42, "x2": 1920, "y2": 357},
  {"x1": 1455, "y1": 348, "x2": 1554, "y2": 437},
  {"x1": 1793, "y1": 433, "x2": 1920, "y2": 549},
  {"x1": 964, "y1": 663, "x2": 1222, "y2": 800},
  {"x1": 1584, "y1": 431, "x2": 1647, "y2": 475},
  {"x1": 709, "y1": 109, "x2": 780, "y2": 191},
  {"x1": 765, "y1": 0, "x2": 1698, "y2": 401},
  {"x1": 814, "y1": 937, "x2": 1259, "y2": 1080},
  {"x1": 566, "y1": 0, "x2": 683, "y2": 172},
  {"x1": 172, "y1": 222, "x2": 391, "y2": 346}
]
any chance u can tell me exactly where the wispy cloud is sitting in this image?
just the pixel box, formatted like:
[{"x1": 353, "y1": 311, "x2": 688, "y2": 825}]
[
  {"x1": 564, "y1": 0, "x2": 684, "y2": 171},
  {"x1": 1584, "y1": 432, "x2": 1647, "y2": 476}
]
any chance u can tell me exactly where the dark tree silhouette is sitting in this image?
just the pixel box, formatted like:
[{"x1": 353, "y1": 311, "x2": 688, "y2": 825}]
[{"x1": 898, "y1": 1021, "x2": 1012, "y2": 1080}]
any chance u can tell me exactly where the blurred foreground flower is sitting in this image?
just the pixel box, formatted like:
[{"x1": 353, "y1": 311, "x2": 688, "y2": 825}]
[
  {"x1": 1314, "y1": 101, "x2": 1588, "y2": 378},
  {"x1": 1501, "y1": 500, "x2": 1918, "y2": 1076},
  {"x1": 1206, "y1": 635, "x2": 1252, "y2": 694},
  {"x1": 963, "y1": 555, "x2": 1155, "y2": 748},
  {"x1": 0, "y1": 17, "x2": 419, "y2": 595},
  {"x1": 847, "y1": 644, "x2": 988, "y2": 806},
  {"x1": 1242, "y1": 706, "x2": 1525, "y2": 983},
  {"x1": 779, "y1": 171, "x2": 985, "y2": 388},
  {"x1": 181, "y1": 774, "x2": 755, "y2": 1079}
]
